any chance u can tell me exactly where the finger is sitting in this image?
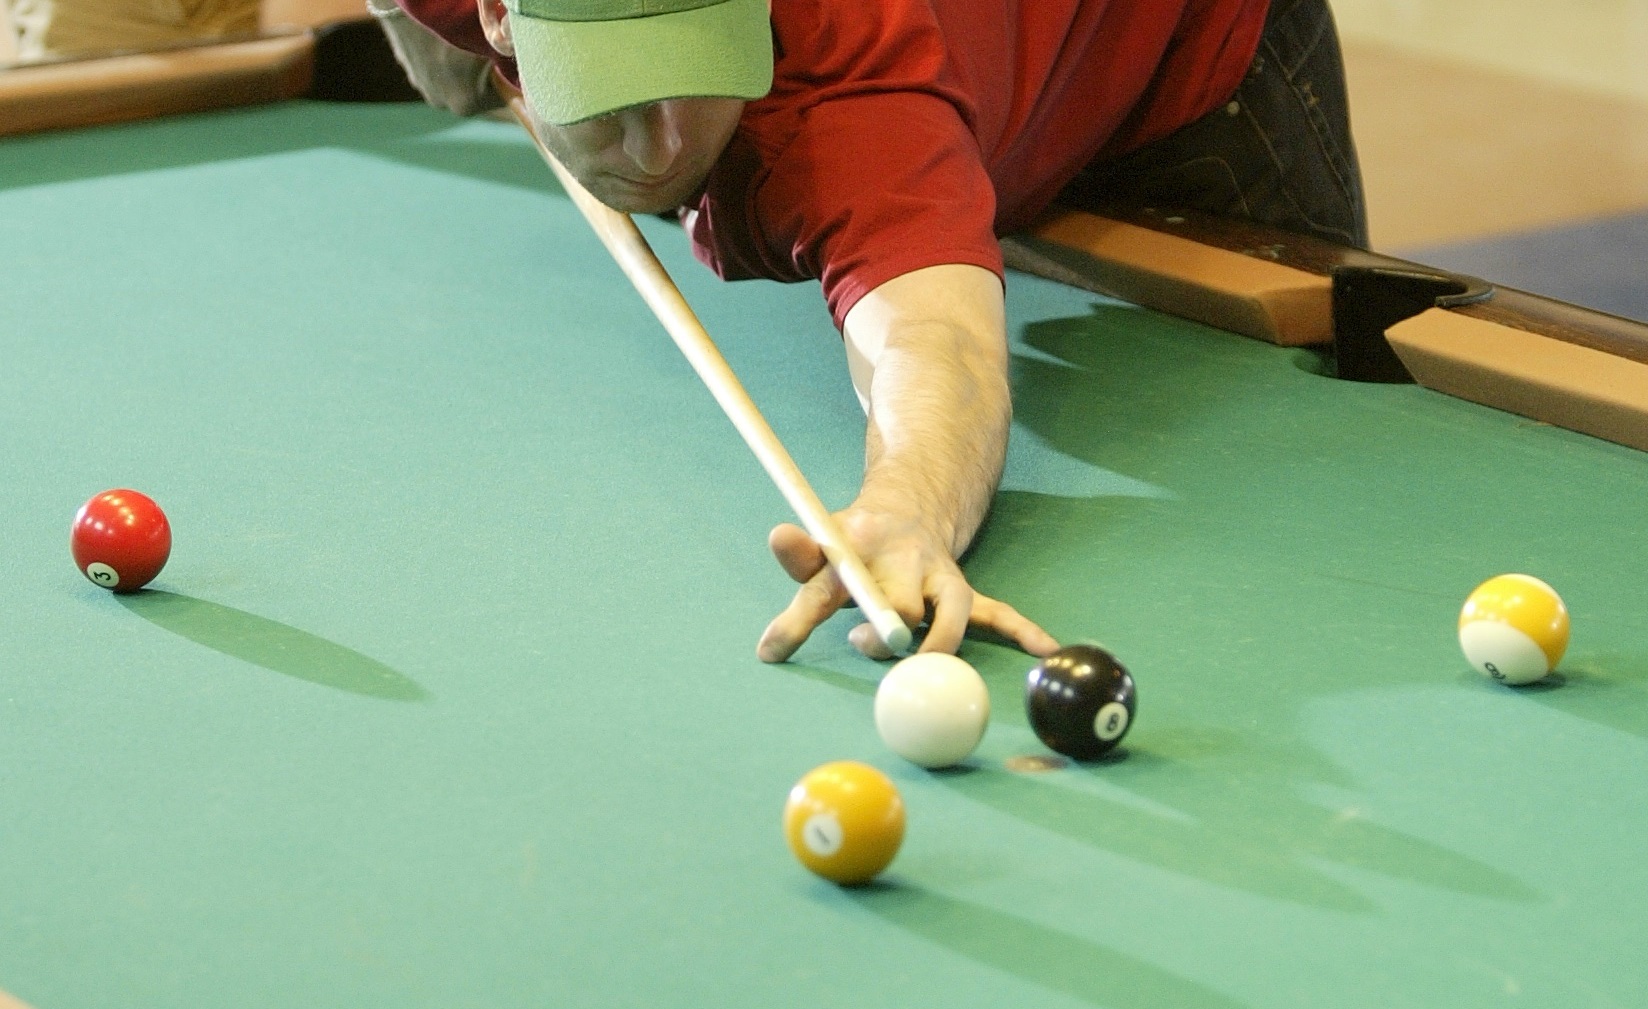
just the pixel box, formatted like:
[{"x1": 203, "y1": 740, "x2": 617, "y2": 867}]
[
  {"x1": 969, "y1": 593, "x2": 1061, "y2": 657},
  {"x1": 916, "y1": 574, "x2": 974, "y2": 655},
  {"x1": 757, "y1": 567, "x2": 851, "y2": 663},
  {"x1": 849, "y1": 621, "x2": 897, "y2": 660},
  {"x1": 768, "y1": 523, "x2": 828, "y2": 585},
  {"x1": 867, "y1": 552, "x2": 929, "y2": 635}
]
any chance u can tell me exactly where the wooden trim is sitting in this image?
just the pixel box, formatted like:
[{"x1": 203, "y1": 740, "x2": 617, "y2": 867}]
[
  {"x1": 1456, "y1": 287, "x2": 1648, "y2": 367},
  {"x1": 1052, "y1": 204, "x2": 1648, "y2": 363},
  {"x1": 1013, "y1": 203, "x2": 1648, "y2": 452},
  {"x1": 1387, "y1": 308, "x2": 1648, "y2": 452},
  {"x1": 1011, "y1": 208, "x2": 1334, "y2": 346},
  {"x1": 0, "y1": 33, "x2": 314, "y2": 137},
  {"x1": 1083, "y1": 204, "x2": 1373, "y2": 277},
  {"x1": 0, "y1": 988, "x2": 36, "y2": 1009}
]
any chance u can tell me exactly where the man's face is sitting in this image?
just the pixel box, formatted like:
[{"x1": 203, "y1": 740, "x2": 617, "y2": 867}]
[{"x1": 534, "y1": 97, "x2": 745, "y2": 215}]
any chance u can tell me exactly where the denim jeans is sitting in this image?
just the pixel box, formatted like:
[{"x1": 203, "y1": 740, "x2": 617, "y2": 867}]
[{"x1": 1060, "y1": 0, "x2": 1369, "y2": 249}]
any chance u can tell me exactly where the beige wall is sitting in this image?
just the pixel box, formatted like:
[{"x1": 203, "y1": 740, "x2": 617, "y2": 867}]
[
  {"x1": 262, "y1": 0, "x2": 366, "y2": 31},
  {"x1": 0, "y1": 0, "x2": 18, "y2": 63},
  {"x1": 1332, "y1": 0, "x2": 1648, "y2": 104},
  {"x1": 1333, "y1": 0, "x2": 1648, "y2": 249}
]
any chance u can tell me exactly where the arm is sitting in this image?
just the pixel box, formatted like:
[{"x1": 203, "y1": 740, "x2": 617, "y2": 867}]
[
  {"x1": 757, "y1": 263, "x2": 1060, "y2": 661},
  {"x1": 368, "y1": 0, "x2": 500, "y2": 116}
]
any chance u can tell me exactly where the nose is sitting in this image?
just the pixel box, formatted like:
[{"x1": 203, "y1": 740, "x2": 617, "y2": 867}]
[{"x1": 620, "y1": 101, "x2": 685, "y2": 178}]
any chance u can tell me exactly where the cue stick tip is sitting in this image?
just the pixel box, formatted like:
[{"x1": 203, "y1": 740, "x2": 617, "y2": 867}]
[{"x1": 874, "y1": 615, "x2": 913, "y2": 655}]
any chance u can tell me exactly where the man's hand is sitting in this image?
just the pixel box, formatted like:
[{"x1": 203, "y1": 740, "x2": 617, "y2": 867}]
[
  {"x1": 756, "y1": 262, "x2": 1059, "y2": 663},
  {"x1": 757, "y1": 517, "x2": 1059, "y2": 661}
]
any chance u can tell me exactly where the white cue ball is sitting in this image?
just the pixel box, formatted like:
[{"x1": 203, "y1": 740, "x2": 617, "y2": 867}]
[{"x1": 874, "y1": 652, "x2": 990, "y2": 769}]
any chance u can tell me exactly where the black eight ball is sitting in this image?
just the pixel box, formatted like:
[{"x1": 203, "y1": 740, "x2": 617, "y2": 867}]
[{"x1": 1025, "y1": 644, "x2": 1136, "y2": 759}]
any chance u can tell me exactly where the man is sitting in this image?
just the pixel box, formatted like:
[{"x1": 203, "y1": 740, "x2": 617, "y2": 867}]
[{"x1": 373, "y1": 0, "x2": 1367, "y2": 663}]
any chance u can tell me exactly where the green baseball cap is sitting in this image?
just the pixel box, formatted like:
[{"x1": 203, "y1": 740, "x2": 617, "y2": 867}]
[{"x1": 503, "y1": 0, "x2": 773, "y2": 125}]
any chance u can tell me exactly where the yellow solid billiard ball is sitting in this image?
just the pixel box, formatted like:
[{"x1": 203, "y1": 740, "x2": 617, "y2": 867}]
[
  {"x1": 1458, "y1": 574, "x2": 1570, "y2": 685},
  {"x1": 783, "y1": 761, "x2": 905, "y2": 885}
]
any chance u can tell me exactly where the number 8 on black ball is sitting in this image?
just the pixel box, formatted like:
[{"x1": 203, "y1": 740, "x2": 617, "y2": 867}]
[{"x1": 1025, "y1": 644, "x2": 1137, "y2": 760}]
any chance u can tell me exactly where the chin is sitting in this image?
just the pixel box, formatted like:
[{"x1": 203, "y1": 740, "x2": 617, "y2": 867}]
[
  {"x1": 586, "y1": 176, "x2": 700, "y2": 216},
  {"x1": 595, "y1": 192, "x2": 678, "y2": 215}
]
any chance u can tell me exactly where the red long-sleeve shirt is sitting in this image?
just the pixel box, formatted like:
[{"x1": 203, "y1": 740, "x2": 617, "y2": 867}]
[{"x1": 401, "y1": 0, "x2": 1268, "y2": 325}]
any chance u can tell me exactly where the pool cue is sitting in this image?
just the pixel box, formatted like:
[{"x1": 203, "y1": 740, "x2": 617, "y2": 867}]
[
  {"x1": 495, "y1": 74, "x2": 913, "y2": 656},
  {"x1": 0, "y1": 988, "x2": 36, "y2": 1009}
]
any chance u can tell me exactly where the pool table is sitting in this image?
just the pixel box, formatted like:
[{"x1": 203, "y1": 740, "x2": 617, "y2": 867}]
[{"x1": 3, "y1": 97, "x2": 1647, "y2": 1009}]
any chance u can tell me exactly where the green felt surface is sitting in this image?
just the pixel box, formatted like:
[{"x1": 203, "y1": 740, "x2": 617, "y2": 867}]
[{"x1": 2, "y1": 102, "x2": 1647, "y2": 1009}]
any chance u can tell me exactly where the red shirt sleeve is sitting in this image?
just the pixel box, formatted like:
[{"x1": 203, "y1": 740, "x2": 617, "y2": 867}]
[
  {"x1": 692, "y1": 90, "x2": 1002, "y2": 329},
  {"x1": 688, "y1": 0, "x2": 1005, "y2": 328}
]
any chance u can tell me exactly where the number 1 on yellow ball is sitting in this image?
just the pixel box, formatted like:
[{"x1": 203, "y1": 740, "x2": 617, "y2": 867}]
[{"x1": 783, "y1": 761, "x2": 905, "y2": 886}]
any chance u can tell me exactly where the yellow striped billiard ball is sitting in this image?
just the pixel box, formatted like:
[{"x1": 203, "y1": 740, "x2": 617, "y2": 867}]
[
  {"x1": 1458, "y1": 574, "x2": 1570, "y2": 685},
  {"x1": 783, "y1": 761, "x2": 904, "y2": 885}
]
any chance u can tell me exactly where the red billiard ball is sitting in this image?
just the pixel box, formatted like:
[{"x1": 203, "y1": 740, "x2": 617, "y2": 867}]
[{"x1": 70, "y1": 489, "x2": 171, "y2": 592}]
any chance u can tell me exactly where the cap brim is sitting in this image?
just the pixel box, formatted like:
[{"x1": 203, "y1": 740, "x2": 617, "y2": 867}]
[{"x1": 511, "y1": 0, "x2": 773, "y2": 125}]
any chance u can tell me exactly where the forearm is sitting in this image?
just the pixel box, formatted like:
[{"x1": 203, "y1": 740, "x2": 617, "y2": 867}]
[
  {"x1": 763, "y1": 264, "x2": 1054, "y2": 660},
  {"x1": 846, "y1": 264, "x2": 1011, "y2": 558},
  {"x1": 369, "y1": 0, "x2": 501, "y2": 116}
]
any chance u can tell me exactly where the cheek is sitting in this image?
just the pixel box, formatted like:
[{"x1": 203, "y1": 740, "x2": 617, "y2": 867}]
[
  {"x1": 539, "y1": 137, "x2": 583, "y2": 173},
  {"x1": 539, "y1": 122, "x2": 614, "y2": 172}
]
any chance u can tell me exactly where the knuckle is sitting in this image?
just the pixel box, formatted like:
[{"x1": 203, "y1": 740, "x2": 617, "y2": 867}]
[
  {"x1": 839, "y1": 509, "x2": 890, "y2": 548},
  {"x1": 797, "y1": 579, "x2": 839, "y2": 612}
]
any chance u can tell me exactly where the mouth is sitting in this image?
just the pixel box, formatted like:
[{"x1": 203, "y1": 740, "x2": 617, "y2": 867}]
[{"x1": 610, "y1": 167, "x2": 685, "y2": 192}]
